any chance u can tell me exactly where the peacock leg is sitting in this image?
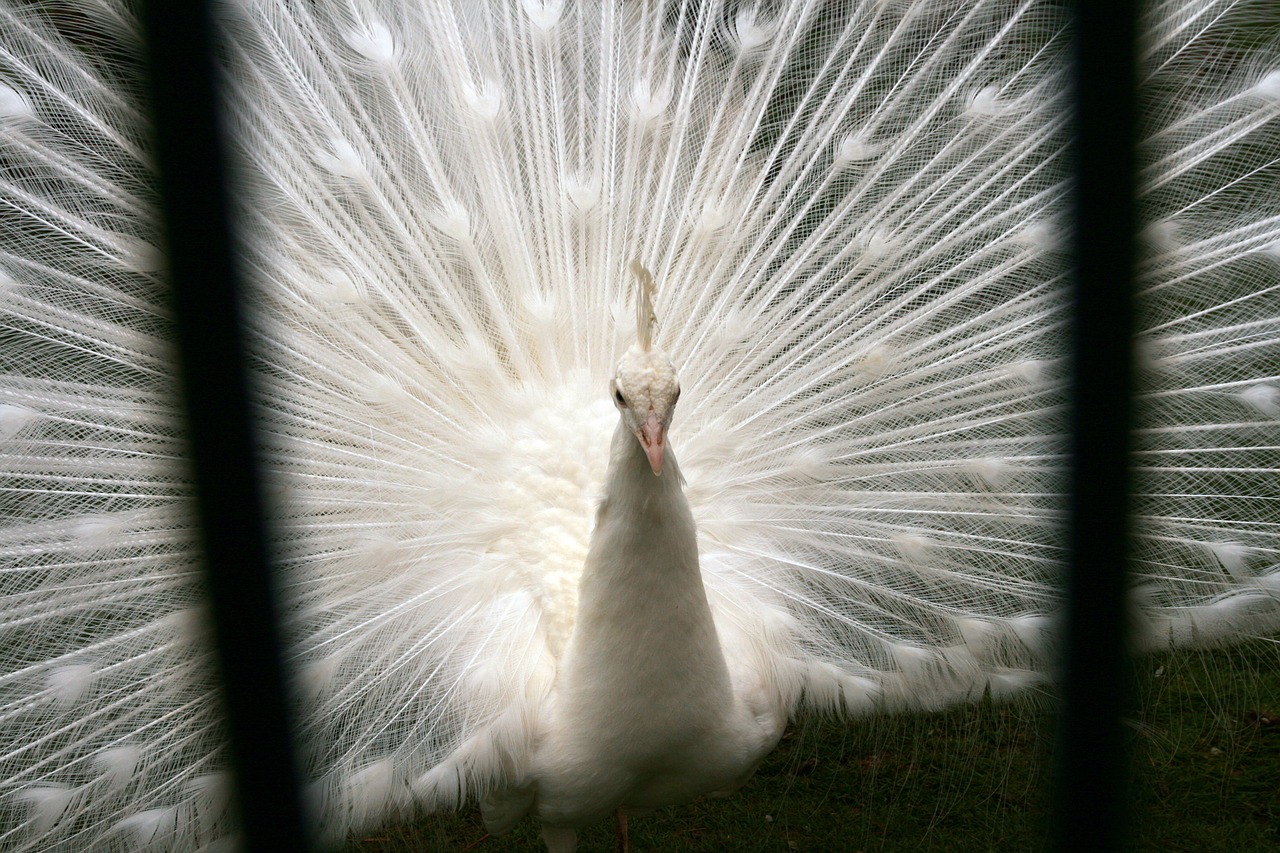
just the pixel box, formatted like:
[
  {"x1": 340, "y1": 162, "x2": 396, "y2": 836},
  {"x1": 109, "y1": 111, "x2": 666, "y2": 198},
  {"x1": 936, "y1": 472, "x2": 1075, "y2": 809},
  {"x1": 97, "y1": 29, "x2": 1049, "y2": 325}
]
[{"x1": 615, "y1": 809, "x2": 629, "y2": 853}]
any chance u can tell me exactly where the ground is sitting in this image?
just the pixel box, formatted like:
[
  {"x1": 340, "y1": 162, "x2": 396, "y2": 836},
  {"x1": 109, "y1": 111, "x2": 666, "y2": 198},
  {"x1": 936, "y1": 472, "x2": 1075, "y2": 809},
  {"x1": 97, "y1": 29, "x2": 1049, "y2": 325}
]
[{"x1": 343, "y1": 641, "x2": 1280, "y2": 852}]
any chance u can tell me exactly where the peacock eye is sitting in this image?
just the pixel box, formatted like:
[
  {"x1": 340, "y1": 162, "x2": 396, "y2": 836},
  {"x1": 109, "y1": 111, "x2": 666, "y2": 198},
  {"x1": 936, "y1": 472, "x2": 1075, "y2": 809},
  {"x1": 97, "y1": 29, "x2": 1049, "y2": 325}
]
[{"x1": 614, "y1": 388, "x2": 627, "y2": 407}]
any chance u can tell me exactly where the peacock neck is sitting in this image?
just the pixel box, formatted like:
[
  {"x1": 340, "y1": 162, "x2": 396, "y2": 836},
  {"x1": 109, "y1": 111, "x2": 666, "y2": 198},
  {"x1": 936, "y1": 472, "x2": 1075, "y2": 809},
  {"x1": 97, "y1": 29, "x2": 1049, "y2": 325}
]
[
  {"x1": 584, "y1": 420, "x2": 703, "y2": 601},
  {"x1": 558, "y1": 420, "x2": 731, "y2": 705}
]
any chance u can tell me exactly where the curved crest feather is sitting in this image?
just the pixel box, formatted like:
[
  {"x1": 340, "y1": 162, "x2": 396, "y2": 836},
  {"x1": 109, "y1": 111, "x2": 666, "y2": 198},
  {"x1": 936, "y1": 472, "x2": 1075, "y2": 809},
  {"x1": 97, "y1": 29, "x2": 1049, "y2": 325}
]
[{"x1": 628, "y1": 260, "x2": 658, "y2": 351}]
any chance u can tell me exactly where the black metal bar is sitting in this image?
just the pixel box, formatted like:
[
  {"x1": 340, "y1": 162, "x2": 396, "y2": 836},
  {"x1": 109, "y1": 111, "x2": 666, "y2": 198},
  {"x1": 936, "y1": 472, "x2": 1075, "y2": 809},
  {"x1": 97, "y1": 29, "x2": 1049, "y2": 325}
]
[
  {"x1": 1053, "y1": 0, "x2": 1138, "y2": 850},
  {"x1": 139, "y1": 4, "x2": 314, "y2": 852}
]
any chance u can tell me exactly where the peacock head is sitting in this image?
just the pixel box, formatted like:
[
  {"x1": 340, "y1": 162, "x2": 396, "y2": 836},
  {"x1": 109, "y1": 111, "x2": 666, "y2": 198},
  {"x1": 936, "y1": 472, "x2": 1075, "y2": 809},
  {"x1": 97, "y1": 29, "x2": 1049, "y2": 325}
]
[
  {"x1": 611, "y1": 343, "x2": 681, "y2": 476},
  {"x1": 614, "y1": 260, "x2": 679, "y2": 476}
]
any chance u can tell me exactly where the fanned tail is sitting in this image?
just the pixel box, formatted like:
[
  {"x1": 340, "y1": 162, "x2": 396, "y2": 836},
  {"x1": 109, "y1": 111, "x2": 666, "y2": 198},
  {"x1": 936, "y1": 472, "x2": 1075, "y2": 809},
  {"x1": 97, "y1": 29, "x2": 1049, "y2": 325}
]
[{"x1": 0, "y1": 1, "x2": 1277, "y2": 850}]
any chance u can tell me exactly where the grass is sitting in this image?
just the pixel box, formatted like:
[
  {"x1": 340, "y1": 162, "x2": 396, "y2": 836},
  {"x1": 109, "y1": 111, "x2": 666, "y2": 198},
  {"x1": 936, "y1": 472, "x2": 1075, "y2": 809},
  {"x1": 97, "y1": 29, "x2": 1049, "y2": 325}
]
[{"x1": 343, "y1": 641, "x2": 1279, "y2": 852}]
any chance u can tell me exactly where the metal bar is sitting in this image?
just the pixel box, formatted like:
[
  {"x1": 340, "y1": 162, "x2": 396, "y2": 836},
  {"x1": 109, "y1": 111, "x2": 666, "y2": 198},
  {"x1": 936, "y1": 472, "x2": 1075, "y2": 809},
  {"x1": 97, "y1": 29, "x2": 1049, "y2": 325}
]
[
  {"x1": 139, "y1": 4, "x2": 314, "y2": 851},
  {"x1": 1053, "y1": 0, "x2": 1138, "y2": 849}
]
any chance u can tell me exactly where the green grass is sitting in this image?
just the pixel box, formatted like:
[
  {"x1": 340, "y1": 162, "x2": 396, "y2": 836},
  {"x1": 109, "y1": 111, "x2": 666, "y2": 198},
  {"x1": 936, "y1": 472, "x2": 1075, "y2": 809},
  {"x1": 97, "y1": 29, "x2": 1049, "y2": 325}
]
[
  {"x1": 343, "y1": 641, "x2": 1279, "y2": 852},
  {"x1": 1128, "y1": 643, "x2": 1280, "y2": 852}
]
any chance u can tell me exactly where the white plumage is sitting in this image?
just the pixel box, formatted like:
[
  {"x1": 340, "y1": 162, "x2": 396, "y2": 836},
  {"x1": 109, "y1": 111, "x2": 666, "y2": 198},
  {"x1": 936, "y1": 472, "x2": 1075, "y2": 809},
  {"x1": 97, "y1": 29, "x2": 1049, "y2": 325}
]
[
  {"x1": 481, "y1": 312, "x2": 785, "y2": 850},
  {"x1": 0, "y1": 0, "x2": 1277, "y2": 850}
]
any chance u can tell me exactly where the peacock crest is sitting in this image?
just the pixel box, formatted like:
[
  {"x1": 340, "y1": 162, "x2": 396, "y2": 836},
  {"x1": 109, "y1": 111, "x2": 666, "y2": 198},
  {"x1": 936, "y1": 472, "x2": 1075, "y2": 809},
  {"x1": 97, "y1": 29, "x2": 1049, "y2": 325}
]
[{"x1": 629, "y1": 260, "x2": 659, "y2": 352}]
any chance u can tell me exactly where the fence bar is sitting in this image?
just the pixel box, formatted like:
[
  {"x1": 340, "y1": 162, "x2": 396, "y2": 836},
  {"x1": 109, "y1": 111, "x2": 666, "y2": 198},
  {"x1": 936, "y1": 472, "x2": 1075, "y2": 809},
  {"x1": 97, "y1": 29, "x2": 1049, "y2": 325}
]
[
  {"x1": 1054, "y1": 0, "x2": 1138, "y2": 850},
  {"x1": 139, "y1": 4, "x2": 314, "y2": 851}
]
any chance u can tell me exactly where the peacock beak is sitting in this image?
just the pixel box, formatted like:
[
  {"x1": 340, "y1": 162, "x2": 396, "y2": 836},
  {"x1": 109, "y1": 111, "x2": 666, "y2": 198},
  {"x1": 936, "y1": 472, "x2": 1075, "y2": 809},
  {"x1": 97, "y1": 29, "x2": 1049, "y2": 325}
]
[{"x1": 637, "y1": 412, "x2": 666, "y2": 476}]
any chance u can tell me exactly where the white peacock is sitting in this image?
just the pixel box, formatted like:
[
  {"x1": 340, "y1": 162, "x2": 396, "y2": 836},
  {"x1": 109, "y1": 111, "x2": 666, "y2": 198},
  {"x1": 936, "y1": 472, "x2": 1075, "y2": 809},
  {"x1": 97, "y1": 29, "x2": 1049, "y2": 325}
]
[{"x1": 0, "y1": 1, "x2": 1277, "y2": 851}]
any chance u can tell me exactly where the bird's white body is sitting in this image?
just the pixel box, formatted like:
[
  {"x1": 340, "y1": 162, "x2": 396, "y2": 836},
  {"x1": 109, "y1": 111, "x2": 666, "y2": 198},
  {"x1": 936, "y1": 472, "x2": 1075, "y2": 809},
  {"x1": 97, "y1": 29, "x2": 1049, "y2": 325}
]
[
  {"x1": 474, "y1": 337, "x2": 785, "y2": 848},
  {"x1": 505, "y1": 422, "x2": 783, "y2": 838},
  {"x1": 1, "y1": 0, "x2": 1278, "y2": 850}
]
